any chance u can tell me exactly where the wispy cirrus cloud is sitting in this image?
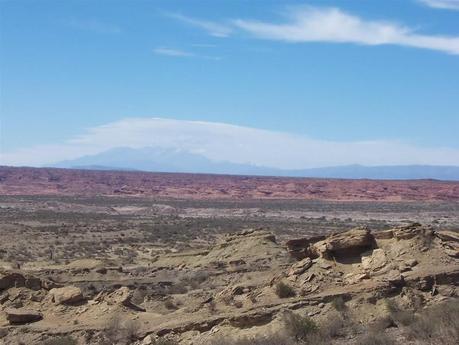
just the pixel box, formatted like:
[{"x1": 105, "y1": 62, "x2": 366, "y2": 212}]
[
  {"x1": 418, "y1": 0, "x2": 459, "y2": 10},
  {"x1": 2, "y1": 118, "x2": 459, "y2": 168},
  {"x1": 153, "y1": 47, "x2": 221, "y2": 60},
  {"x1": 66, "y1": 18, "x2": 121, "y2": 34},
  {"x1": 167, "y1": 13, "x2": 232, "y2": 37},
  {"x1": 233, "y1": 6, "x2": 459, "y2": 55},
  {"x1": 153, "y1": 47, "x2": 194, "y2": 57}
]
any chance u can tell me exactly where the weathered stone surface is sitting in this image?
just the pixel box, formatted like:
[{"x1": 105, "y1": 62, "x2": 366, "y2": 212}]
[
  {"x1": 5, "y1": 308, "x2": 43, "y2": 324},
  {"x1": 385, "y1": 270, "x2": 404, "y2": 286},
  {"x1": 373, "y1": 230, "x2": 394, "y2": 240},
  {"x1": 100, "y1": 287, "x2": 146, "y2": 312},
  {"x1": 436, "y1": 230, "x2": 459, "y2": 257},
  {"x1": 344, "y1": 272, "x2": 369, "y2": 285},
  {"x1": 312, "y1": 227, "x2": 375, "y2": 258},
  {"x1": 49, "y1": 286, "x2": 84, "y2": 305},
  {"x1": 435, "y1": 230, "x2": 459, "y2": 243},
  {"x1": 288, "y1": 257, "x2": 312, "y2": 276},
  {"x1": 286, "y1": 235, "x2": 326, "y2": 259},
  {"x1": 361, "y1": 249, "x2": 387, "y2": 273},
  {"x1": 393, "y1": 223, "x2": 432, "y2": 241},
  {"x1": 0, "y1": 272, "x2": 26, "y2": 291}
]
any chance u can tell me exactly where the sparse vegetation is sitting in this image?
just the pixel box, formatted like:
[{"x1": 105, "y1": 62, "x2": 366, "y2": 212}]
[
  {"x1": 275, "y1": 282, "x2": 296, "y2": 298},
  {"x1": 284, "y1": 312, "x2": 318, "y2": 341},
  {"x1": 44, "y1": 336, "x2": 78, "y2": 345},
  {"x1": 331, "y1": 296, "x2": 347, "y2": 312},
  {"x1": 355, "y1": 331, "x2": 396, "y2": 345},
  {"x1": 385, "y1": 299, "x2": 416, "y2": 326},
  {"x1": 0, "y1": 192, "x2": 458, "y2": 345},
  {"x1": 405, "y1": 301, "x2": 459, "y2": 345}
]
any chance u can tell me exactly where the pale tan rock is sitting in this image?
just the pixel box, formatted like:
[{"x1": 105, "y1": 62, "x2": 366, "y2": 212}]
[
  {"x1": 385, "y1": 270, "x2": 404, "y2": 286},
  {"x1": 361, "y1": 249, "x2": 387, "y2": 273},
  {"x1": 103, "y1": 287, "x2": 146, "y2": 312},
  {"x1": 344, "y1": 272, "x2": 369, "y2": 285},
  {"x1": 288, "y1": 257, "x2": 312, "y2": 276},
  {"x1": 311, "y1": 227, "x2": 374, "y2": 258},
  {"x1": 49, "y1": 286, "x2": 84, "y2": 305},
  {"x1": 435, "y1": 230, "x2": 459, "y2": 242}
]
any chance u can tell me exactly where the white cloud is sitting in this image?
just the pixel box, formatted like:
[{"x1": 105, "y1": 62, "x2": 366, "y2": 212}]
[
  {"x1": 153, "y1": 47, "x2": 221, "y2": 60},
  {"x1": 153, "y1": 47, "x2": 194, "y2": 57},
  {"x1": 419, "y1": 0, "x2": 459, "y2": 10},
  {"x1": 167, "y1": 13, "x2": 232, "y2": 37},
  {"x1": 1, "y1": 118, "x2": 459, "y2": 168},
  {"x1": 233, "y1": 6, "x2": 459, "y2": 55}
]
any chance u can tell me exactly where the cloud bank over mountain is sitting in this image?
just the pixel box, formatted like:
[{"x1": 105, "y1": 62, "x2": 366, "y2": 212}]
[{"x1": 1, "y1": 118, "x2": 459, "y2": 169}]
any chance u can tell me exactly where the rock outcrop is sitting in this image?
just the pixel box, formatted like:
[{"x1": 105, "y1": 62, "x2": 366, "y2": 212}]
[
  {"x1": 49, "y1": 286, "x2": 84, "y2": 305},
  {"x1": 95, "y1": 287, "x2": 146, "y2": 312},
  {"x1": 311, "y1": 227, "x2": 375, "y2": 259},
  {"x1": 5, "y1": 308, "x2": 43, "y2": 324},
  {"x1": 436, "y1": 230, "x2": 459, "y2": 257}
]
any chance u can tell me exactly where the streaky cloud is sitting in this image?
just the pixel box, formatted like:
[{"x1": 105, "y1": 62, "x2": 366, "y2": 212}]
[
  {"x1": 167, "y1": 13, "x2": 232, "y2": 37},
  {"x1": 419, "y1": 0, "x2": 459, "y2": 10},
  {"x1": 233, "y1": 6, "x2": 459, "y2": 55},
  {"x1": 154, "y1": 47, "x2": 194, "y2": 57}
]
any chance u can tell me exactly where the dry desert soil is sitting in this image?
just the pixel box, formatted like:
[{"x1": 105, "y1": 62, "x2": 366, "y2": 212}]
[{"x1": 0, "y1": 166, "x2": 458, "y2": 345}]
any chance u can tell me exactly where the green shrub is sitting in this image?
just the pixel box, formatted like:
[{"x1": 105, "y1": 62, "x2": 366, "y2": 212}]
[
  {"x1": 275, "y1": 282, "x2": 296, "y2": 298},
  {"x1": 331, "y1": 296, "x2": 346, "y2": 312},
  {"x1": 284, "y1": 312, "x2": 318, "y2": 341}
]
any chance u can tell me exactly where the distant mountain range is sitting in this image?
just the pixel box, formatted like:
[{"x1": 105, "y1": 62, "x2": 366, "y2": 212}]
[{"x1": 52, "y1": 147, "x2": 459, "y2": 180}]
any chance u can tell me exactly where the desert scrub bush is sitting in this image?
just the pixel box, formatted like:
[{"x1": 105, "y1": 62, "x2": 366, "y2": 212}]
[
  {"x1": 405, "y1": 300, "x2": 459, "y2": 345},
  {"x1": 104, "y1": 315, "x2": 140, "y2": 343},
  {"x1": 164, "y1": 298, "x2": 178, "y2": 310},
  {"x1": 331, "y1": 296, "x2": 346, "y2": 312},
  {"x1": 275, "y1": 281, "x2": 296, "y2": 298},
  {"x1": 319, "y1": 312, "x2": 345, "y2": 339},
  {"x1": 355, "y1": 331, "x2": 396, "y2": 345},
  {"x1": 151, "y1": 338, "x2": 180, "y2": 345},
  {"x1": 384, "y1": 299, "x2": 415, "y2": 326},
  {"x1": 284, "y1": 312, "x2": 318, "y2": 342},
  {"x1": 44, "y1": 336, "x2": 78, "y2": 345},
  {"x1": 206, "y1": 334, "x2": 295, "y2": 345}
]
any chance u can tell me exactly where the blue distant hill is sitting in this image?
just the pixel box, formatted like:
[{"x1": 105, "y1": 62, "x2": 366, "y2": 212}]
[{"x1": 53, "y1": 147, "x2": 459, "y2": 181}]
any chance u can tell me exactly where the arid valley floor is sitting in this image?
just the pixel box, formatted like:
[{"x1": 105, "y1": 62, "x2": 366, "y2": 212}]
[{"x1": 0, "y1": 167, "x2": 458, "y2": 344}]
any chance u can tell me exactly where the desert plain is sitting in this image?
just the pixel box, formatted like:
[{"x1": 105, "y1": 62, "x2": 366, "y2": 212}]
[{"x1": 0, "y1": 166, "x2": 458, "y2": 345}]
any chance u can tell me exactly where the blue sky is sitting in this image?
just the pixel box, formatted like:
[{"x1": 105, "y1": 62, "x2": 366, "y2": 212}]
[{"x1": 1, "y1": 0, "x2": 459, "y2": 167}]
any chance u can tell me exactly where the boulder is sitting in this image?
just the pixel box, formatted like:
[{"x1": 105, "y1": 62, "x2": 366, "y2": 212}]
[
  {"x1": 49, "y1": 286, "x2": 84, "y2": 305},
  {"x1": 288, "y1": 257, "x2": 312, "y2": 276},
  {"x1": 435, "y1": 230, "x2": 459, "y2": 243},
  {"x1": 286, "y1": 235, "x2": 326, "y2": 259},
  {"x1": 436, "y1": 231, "x2": 459, "y2": 257},
  {"x1": 100, "y1": 287, "x2": 146, "y2": 312},
  {"x1": 405, "y1": 259, "x2": 418, "y2": 267},
  {"x1": 0, "y1": 272, "x2": 26, "y2": 291},
  {"x1": 344, "y1": 272, "x2": 369, "y2": 285},
  {"x1": 0, "y1": 272, "x2": 43, "y2": 291},
  {"x1": 312, "y1": 227, "x2": 375, "y2": 259},
  {"x1": 393, "y1": 223, "x2": 433, "y2": 241},
  {"x1": 385, "y1": 270, "x2": 404, "y2": 287},
  {"x1": 5, "y1": 308, "x2": 42, "y2": 324},
  {"x1": 361, "y1": 249, "x2": 387, "y2": 273}
]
